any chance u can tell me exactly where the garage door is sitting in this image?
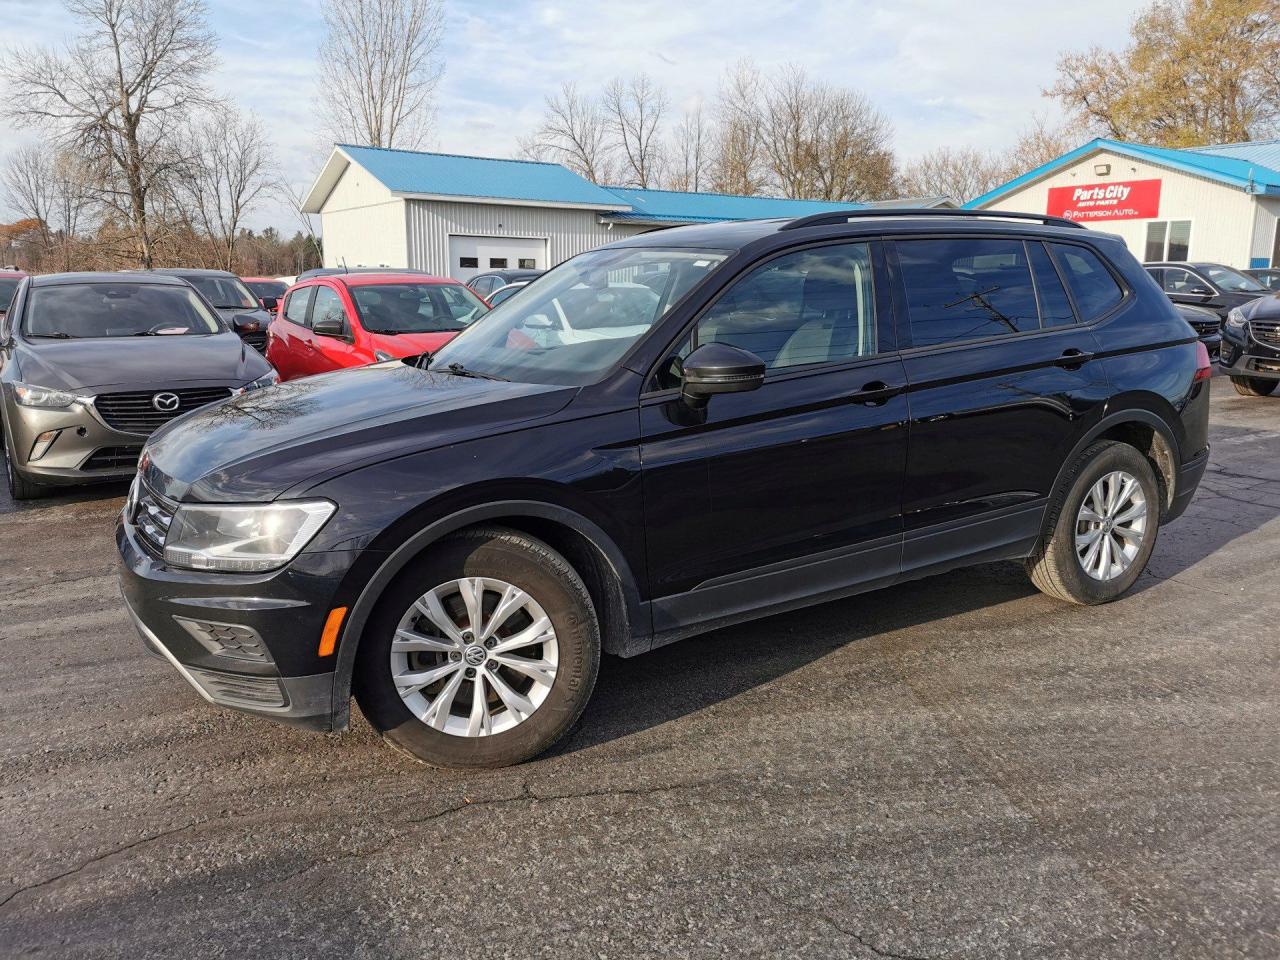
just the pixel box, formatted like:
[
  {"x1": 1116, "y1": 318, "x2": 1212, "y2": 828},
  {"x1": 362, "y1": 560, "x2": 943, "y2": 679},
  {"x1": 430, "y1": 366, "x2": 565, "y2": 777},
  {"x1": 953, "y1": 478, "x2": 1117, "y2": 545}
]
[{"x1": 448, "y1": 236, "x2": 548, "y2": 282}]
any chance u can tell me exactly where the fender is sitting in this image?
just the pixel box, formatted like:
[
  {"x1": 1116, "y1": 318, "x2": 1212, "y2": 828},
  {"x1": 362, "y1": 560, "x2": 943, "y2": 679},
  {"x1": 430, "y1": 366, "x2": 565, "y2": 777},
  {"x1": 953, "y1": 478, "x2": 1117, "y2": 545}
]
[{"x1": 327, "y1": 499, "x2": 646, "y2": 729}]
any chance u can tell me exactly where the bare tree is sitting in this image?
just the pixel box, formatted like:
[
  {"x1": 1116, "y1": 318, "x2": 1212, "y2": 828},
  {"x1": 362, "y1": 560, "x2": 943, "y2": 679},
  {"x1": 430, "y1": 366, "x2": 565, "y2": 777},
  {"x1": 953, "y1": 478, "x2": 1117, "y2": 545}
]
[
  {"x1": 666, "y1": 105, "x2": 709, "y2": 192},
  {"x1": 1004, "y1": 114, "x2": 1093, "y2": 174},
  {"x1": 318, "y1": 0, "x2": 445, "y2": 149},
  {"x1": 3, "y1": 145, "x2": 96, "y2": 271},
  {"x1": 710, "y1": 61, "x2": 768, "y2": 196},
  {"x1": 176, "y1": 107, "x2": 274, "y2": 271},
  {"x1": 898, "y1": 146, "x2": 1009, "y2": 203},
  {"x1": 275, "y1": 179, "x2": 324, "y2": 272},
  {"x1": 518, "y1": 82, "x2": 616, "y2": 184},
  {"x1": 602, "y1": 73, "x2": 668, "y2": 188},
  {"x1": 2, "y1": 0, "x2": 218, "y2": 268},
  {"x1": 757, "y1": 65, "x2": 895, "y2": 201}
]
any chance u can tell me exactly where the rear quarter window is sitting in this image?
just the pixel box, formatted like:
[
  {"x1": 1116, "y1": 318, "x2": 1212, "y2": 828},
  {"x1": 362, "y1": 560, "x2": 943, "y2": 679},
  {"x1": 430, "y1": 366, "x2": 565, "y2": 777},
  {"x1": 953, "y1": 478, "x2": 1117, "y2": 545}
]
[{"x1": 1050, "y1": 244, "x2": 1125, "y2": 321}]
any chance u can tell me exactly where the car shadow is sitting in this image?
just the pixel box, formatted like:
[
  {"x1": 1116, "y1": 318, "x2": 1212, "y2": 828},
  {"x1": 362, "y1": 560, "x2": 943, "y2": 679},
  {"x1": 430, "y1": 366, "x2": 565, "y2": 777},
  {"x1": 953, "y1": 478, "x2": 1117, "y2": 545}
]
[
  {"x1": 0, "y1": 478, "x2": 130, "y2": 516},
  {"x1": 550, "y1": 560, "x2": 1039, "y2": 759}
]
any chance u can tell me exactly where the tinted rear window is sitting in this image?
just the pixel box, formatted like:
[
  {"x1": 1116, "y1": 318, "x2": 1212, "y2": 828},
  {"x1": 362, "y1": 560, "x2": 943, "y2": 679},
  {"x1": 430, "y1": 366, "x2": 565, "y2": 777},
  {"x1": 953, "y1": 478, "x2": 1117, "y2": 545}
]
[
  {"x1": 24, "y1": 284, "x2": 223, "y2": 338},
  {"x1": 1050, "y1": 244, "x2": 1124, "y2": 320},
  {"x1": 897, "y1": 238, "x2": 1040, "y2": 347},
  {"x1": 1028, "y1": 243, "x2": 1076, "y2": 327}
]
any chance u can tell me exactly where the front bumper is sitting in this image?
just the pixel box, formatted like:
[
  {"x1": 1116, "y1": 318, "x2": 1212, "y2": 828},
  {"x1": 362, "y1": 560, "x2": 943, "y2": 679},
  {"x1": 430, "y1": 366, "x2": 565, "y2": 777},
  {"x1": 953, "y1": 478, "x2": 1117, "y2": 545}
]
[
  {"x1": 4, "y1": 399, "x2": 143, "y2": 485},
  {"x1": 116, "y1": 509, "x2": 357, "y2": 732},
  {"x1": 1219, "y1": 329, "x2": 1280, "y2": 380}
]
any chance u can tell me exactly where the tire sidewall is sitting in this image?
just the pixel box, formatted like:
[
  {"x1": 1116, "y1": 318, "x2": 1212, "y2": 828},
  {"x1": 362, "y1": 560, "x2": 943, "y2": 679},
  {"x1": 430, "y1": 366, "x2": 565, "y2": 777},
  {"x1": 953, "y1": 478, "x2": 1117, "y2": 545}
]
[
  {"x1": 354, "y1": 530, "x2": 600, "y2": 768},
  {"x1": 1048, "y1": 444, "x2": 1161, "y2": 603}
]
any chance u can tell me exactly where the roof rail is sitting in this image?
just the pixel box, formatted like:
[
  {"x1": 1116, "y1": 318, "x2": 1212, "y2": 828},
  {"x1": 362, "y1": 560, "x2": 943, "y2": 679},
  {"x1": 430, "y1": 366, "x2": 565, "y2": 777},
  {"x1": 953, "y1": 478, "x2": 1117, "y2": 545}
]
[{"x1": 780, "y1": 208, "x2": 1086, "y2": 231}]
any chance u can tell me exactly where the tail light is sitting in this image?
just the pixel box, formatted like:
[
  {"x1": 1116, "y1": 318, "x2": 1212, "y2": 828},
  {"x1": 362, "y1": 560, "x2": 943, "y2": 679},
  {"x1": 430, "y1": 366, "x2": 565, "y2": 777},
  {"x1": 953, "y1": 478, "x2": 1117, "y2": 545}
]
[{"x1": 1193, "y1": 340, "x2": 1212, "y2": 382}]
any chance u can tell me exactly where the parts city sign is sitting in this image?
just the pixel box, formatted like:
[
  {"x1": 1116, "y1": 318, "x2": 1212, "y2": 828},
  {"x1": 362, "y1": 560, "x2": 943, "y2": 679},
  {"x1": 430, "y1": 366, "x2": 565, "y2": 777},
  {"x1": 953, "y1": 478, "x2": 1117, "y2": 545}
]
[{"x1": 1046, "y1": 178, "x2": 1162, "y2": 222}]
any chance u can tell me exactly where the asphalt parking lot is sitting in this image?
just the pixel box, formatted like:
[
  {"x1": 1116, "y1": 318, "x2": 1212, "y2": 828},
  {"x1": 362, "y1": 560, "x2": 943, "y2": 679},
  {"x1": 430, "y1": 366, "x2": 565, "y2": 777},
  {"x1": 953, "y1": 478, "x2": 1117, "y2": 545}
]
[{"x1": 1, "y1": 382, "x2": 1277, "y2": 960}]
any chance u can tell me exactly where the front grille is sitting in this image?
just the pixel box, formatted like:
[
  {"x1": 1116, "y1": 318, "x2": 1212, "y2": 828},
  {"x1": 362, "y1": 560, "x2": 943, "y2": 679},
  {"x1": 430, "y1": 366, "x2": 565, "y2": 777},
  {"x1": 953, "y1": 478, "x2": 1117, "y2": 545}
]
[
  {"x1": 239, "y1": 330, "x2": 268, "y2": 353},
  {"x1": 131, "y1": 480, "x2": 177, "y2": 557},
  {"x1": 82, "y1": 446, "x2": 143, "y2": 471},
  {"x1": 187, "y1": 667, "x2": 287, "y2": 709},
  {"x1": 94, "y1": 387, "x2": 232, "y2": 435},
  {"x1": 174, "y1": 617, "x2": 271, "y2": 663},
  {"x1": 1252, "y1": 319, "x2": 1280, "y2": 346},
  {"x1": 1188, "y1": 319, "x2": 1219, "y2": 337}
]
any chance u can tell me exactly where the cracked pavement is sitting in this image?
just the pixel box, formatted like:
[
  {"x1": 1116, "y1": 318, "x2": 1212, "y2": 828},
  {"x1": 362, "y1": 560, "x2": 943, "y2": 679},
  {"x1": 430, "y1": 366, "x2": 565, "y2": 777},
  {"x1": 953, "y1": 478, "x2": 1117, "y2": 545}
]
[{"x1": 1, "y1": 382, "x2": 1277, "y2": 959}]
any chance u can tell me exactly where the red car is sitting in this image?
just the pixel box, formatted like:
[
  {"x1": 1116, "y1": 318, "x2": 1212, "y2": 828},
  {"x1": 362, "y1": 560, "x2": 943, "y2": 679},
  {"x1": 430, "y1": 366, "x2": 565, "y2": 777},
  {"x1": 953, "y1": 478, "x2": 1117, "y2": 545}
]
[
  {"x1": 241, "y1": 276, "x2": 288, "y2": 313},
  {"x1": 266, "y1": 273, "x2": 490, "y2": 381}
]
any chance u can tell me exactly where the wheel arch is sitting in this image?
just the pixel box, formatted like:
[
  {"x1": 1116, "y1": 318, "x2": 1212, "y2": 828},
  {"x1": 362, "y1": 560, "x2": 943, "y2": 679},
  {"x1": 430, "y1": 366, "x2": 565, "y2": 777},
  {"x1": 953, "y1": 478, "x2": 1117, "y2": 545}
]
[
  {"x1": 1057, "y1": 407, "x2": 1182, "y2": 519},
  {"x1": 328, "y1": 500, "x2": 647, "y2": 729}
]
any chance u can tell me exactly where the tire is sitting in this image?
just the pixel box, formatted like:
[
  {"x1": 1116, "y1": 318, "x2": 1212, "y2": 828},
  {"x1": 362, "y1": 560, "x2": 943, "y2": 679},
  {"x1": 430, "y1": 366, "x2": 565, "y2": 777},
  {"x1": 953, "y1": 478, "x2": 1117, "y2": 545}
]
[
  {"x1": 354, "y1": 526, "x2": 600, "y2": 768},
  {"x1": 2, "y1": 425, "x2": 49, "y2": 501},
  {"x1": 1230, "y1": 376, "x2": 1278, "y2": 397},
  {"x1": 1025, "y1": 441, "x2": 1160, "y2": 605}
]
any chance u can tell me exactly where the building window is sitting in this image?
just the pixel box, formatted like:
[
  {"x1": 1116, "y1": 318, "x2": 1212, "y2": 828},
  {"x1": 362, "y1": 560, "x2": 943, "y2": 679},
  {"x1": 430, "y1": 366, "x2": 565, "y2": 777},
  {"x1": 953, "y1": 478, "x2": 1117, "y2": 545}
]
[
  {"x1": 518, "y1": 258, "x2": 536, "y2": 269},
  {"x1": 1145, "y1": 220, "x2": 1191, "y2": 262},
  {"x1": 459, "y1": 257, "x2": 478, "y2": 269},
  {"x1": 489, "y1": 257, "x2": 508, "y2": 268}
]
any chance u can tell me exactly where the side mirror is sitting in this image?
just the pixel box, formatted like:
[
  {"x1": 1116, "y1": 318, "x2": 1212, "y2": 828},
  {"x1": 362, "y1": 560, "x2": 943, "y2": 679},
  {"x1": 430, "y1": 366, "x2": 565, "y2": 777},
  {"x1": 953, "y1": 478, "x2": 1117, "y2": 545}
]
[
  {"x1": 1188, "y1": 285, "x2": 1213, "y2": 296},
  {"x1": 679, "y1": 342, "x2": 765, "y2": 407},
  {"x1": 312, "y1": 316, "x2": 345, "y2": 338},
  {"x1": 232, "y1": 313, "x2": 261, "y2": 332},
  {"x1": 260, "y1": 296, "x2": 279, "y2": 312}
]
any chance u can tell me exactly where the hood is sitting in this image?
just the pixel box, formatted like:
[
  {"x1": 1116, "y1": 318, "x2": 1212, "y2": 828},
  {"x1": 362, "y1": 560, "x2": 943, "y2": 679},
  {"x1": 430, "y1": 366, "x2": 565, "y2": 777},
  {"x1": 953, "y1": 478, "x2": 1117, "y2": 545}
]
[
  {"x1": 141, "y1": 361, "x2": 576, "y2": 502},
  {"x1": 1238, "y1": 292, "x2": 1280, "y2": 321},
  {"x1": 366, "y1": 329, "x2": 461, "y2": 358},
  {"x1": 214, "y1": 306, "x2": 271, "y2": 323},
  {"x1": 15, "y1": 332, "x2": 265, "y2": 393}
]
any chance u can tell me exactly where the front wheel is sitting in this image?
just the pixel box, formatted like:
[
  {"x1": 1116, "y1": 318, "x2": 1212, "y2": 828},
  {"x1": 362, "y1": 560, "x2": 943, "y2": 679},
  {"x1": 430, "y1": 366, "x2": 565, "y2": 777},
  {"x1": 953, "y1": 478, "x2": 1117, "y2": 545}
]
[
  {"x1": 1026, "y1": 441, "x2": 1161, "y2": 605},
  {"x1": 354, "y1": 526, "x2": 600, "y2": 768},
  {"x1": 2, "y1": 425, "x2": 49, "y2": 501},
  {"x1": 1230, "y1": 376, "x2": 1277, "y2": 397}
]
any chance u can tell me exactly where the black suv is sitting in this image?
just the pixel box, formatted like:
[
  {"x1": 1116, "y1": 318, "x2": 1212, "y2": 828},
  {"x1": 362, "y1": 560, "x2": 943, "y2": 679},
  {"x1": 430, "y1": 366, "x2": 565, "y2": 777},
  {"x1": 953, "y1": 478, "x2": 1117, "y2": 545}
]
[
  {"x1": 151, "y1": 269, "x2": 274, "y2": 353},
  {"x1": 1144, "y1": 261, "x2": 1269, "y2": 319},
  {"x1": 117, "y1": 210, "x2": 1211, "y2": 768},
  {"x1": 1219, "y1": 290, "x2": 1280, "y2": 396}
]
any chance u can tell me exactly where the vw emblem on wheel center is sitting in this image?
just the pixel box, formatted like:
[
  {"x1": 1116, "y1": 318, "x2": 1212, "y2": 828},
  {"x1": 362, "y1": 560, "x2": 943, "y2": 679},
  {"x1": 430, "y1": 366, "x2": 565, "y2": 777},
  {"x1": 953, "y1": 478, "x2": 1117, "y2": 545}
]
[
  {"x1": 152, "y1": 392, "x2": 180, "y2": 412},
  {"x1": 463, "y1": 644, "x2": 487, "y2": 666}
]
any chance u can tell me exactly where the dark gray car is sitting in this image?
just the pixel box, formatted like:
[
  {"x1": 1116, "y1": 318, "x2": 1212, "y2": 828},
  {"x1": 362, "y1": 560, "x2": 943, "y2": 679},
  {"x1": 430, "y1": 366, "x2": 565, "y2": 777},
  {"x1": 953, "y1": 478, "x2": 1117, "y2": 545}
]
[
  {"x1": 0, "y1": 272, "x2": 276, "y2": 500},
  {"x1": 151, "y1": 269, "x2": 274, "y2": 352}
]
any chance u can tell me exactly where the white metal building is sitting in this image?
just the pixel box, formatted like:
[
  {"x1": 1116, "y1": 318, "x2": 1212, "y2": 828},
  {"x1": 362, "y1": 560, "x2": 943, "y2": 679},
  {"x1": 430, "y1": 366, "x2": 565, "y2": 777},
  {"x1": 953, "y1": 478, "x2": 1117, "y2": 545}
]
[
  {"x1": 301, "y1": 145, "x2": 868, "y2": 282},
  {"x1": 967, "y1": 138, "x2": 1280, "y2": 268}
]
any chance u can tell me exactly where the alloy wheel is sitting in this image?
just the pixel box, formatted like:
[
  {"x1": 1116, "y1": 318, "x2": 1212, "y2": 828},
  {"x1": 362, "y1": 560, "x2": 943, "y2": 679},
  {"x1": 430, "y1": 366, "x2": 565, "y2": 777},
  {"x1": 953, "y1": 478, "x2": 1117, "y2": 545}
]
[
  {"x1": 389, "y1": 577, "x2": 559, "y2": 737},
  {"x1": 1075, "y1": 470, "x2": 1148, "y2": 581}
]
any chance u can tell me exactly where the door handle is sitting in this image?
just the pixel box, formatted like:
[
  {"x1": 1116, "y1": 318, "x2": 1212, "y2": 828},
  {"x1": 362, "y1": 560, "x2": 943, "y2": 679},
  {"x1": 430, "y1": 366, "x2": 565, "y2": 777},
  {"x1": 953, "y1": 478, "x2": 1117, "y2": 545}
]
[
  {"x1": 849, "y1": 380, "x2": 903, "y2": 405},
  {"x1": 1054, "y1": 348, "x2": 1095, "y2": 368}
]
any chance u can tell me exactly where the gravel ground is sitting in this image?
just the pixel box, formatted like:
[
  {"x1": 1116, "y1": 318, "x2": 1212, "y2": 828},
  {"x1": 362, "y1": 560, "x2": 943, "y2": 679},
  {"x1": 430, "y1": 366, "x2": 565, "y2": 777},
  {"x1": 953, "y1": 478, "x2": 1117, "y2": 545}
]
[{"x1": 1, "y1": 382, "x2": 1277, "y2": 959}]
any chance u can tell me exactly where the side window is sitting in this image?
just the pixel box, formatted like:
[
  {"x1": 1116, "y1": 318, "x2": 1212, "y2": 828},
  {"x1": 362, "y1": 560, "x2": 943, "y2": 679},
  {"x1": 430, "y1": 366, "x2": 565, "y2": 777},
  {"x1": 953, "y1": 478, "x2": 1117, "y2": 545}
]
[
  {"x1": 692, "y1": 243, "x2": 877, "y2": 370},
  {"x1": 1028, "y1": 242, "x2": 1076, "y2": 327},
  {"x1": 1161, "y1": 268, "x2": 1195, "y2": 294},
  {"x1": 470, "y1": 276, "x2": 493, "y2": 296},
  {"x1": 310, "y1": 286, "x2": 346, "y2": 330},
  {"x1": 897, "y1": 238, "x2": 1039, "y2": 347},
  {"x1": 1051, "y1": 244, "x2": 1125, "y2": 320},
  {"x1": 283, "y1": 287, "x2": 314, "y2": 327}
]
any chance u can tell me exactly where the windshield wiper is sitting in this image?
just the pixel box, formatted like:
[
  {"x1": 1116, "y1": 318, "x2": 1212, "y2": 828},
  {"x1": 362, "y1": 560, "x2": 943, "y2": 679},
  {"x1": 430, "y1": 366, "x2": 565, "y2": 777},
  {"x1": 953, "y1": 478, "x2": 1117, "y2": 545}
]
[
  {"x1": 445, "y1": 361, "x2": 509, "y2": 382},
  {"x1": 29, "y1": 332, "x2": 74, "y2": 339}
]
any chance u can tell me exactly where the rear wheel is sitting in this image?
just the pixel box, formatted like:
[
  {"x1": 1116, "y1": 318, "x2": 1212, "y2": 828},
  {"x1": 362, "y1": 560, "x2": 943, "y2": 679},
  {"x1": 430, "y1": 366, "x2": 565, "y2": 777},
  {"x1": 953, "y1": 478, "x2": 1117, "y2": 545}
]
[
  {"x1": 1230, "y1": 376, "x2": 1277, "y2": 397},
  {"x1": 354, "y1": 526, "x2": 600, "y2": 768},
  {"x1": 1026, "y1": 441, "x2": 1160, "y2": 605},
  {"x1": 2, "y1": 424, "x2": 49, "y2": 501}
]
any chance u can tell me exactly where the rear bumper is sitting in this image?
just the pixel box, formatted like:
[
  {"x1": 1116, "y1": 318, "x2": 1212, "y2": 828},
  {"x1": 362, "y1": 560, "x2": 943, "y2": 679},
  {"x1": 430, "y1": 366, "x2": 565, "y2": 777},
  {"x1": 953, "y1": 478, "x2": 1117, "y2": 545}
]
[{"x1": 1167, "y1": 448, "x2": 1209, "y2": 524}]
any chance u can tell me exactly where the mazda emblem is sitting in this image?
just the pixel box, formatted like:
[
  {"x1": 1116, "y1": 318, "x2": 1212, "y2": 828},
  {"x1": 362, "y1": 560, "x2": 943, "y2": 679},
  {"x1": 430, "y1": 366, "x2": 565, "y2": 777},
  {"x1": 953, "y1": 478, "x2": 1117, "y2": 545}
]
[{"x1": 152, "y1": 392, "x2": 180, "y2": 412}]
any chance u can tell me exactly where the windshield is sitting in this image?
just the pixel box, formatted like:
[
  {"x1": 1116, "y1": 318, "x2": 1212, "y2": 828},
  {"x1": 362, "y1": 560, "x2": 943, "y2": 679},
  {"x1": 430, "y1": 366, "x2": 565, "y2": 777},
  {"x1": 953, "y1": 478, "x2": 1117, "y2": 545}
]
[
  {"x1": 245, "y1": 280, "x2": 287, "y2": 299},
  {"x1": 429, "y1": 247, "x2": 729, "y2": 385},
  {"x1": 0, "y1": 278, "x2": 20, "y2": 313},
  {"x1": 186, "y1": 275, "x2": 258, "y2": 309},
  {"x1": 350, "y1": 283, "x2": 490, "y2": 334},
  {"x1": 23, "y1": 283, "x2": 223, "y2": 338},
  {"x1": 1200, "y1": 264, "x2": 1266, "y2": 293}
]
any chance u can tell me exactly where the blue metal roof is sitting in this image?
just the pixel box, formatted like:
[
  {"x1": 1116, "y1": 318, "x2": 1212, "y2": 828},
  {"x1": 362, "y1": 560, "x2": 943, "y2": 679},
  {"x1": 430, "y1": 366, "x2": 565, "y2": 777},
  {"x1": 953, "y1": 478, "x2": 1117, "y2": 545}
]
[
  {"x1": 1191, "y1": 139, "x2": 1280, "y2": 173},
  {"x1": 965, "y1": 137, "x2": 1280, "y2": 209},
  {"x1": 336, "y1": 144, "x2": 629, "y2": 208},
  {"x1": 600, "y1": 186, "x2": 860, "y2": 223}
]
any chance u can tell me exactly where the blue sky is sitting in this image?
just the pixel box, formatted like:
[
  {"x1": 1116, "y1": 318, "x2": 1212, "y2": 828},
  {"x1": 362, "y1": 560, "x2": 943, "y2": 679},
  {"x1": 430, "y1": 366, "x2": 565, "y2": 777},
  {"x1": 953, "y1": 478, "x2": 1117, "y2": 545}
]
[{"x1": 0, "y1": 0, "x2": 1149, "y2": 230}]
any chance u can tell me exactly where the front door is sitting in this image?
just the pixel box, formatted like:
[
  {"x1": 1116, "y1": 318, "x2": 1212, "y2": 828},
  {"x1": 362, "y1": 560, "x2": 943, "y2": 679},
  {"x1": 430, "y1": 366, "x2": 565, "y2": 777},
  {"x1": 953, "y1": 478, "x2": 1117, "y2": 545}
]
[{"x1": 639, "y1": 241, "x2": 907, "y2": 639}]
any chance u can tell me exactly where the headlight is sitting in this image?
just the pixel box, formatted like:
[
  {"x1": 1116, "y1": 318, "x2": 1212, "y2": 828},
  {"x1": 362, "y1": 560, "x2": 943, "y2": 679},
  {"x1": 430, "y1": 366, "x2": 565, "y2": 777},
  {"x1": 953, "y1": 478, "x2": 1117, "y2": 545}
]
[
  {"x1": 1225, "y1": 308, "x2": 1248, "y2": 337},
  {"x1": 374, "y1": 350, "x2": 393, "y2": 362},
  {"x1": 13, "y1": 381, "x2": 78, "y2": 408},
  {"x1": 237, "y1": 370, "x2": 279, "y2": 393},
  {"x1": 163, "y1": 500, "x2": 335, "y2": 573}
]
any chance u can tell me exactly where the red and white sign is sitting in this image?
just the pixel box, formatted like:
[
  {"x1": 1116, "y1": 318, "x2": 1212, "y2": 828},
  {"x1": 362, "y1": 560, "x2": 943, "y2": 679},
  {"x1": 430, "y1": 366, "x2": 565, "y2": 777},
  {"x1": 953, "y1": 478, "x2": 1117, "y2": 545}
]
[{"x1": 1046, "y1": 178, "x2": 1161, "y2": 222}]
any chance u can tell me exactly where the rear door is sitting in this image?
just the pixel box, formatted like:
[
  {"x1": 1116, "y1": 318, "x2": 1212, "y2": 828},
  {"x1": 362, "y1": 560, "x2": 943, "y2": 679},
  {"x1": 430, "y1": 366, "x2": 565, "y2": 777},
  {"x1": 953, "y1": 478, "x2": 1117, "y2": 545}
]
[{"x1": 891, "y1": 235, "x2": 1115, "y2": 576}]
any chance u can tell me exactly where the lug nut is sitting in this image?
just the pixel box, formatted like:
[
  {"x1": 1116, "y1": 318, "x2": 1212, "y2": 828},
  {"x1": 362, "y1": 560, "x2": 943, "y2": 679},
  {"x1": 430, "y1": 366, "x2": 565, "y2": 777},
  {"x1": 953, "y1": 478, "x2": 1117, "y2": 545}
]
[
  {"x1": 464, "y1": 667, "x2": 476, "y2": 678},
  {"x1": 486, "y1": 660, "x2": 498, "y2": 671},
  {"x1": 449, "y1": 651, "x2": 462, "y2": 662},
  {"x1": 483, "y1": 638, "x2": 495, "y2": 649},
  {"x1": 462, "y1": 631, "x2": 474, "y2": 642}
]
